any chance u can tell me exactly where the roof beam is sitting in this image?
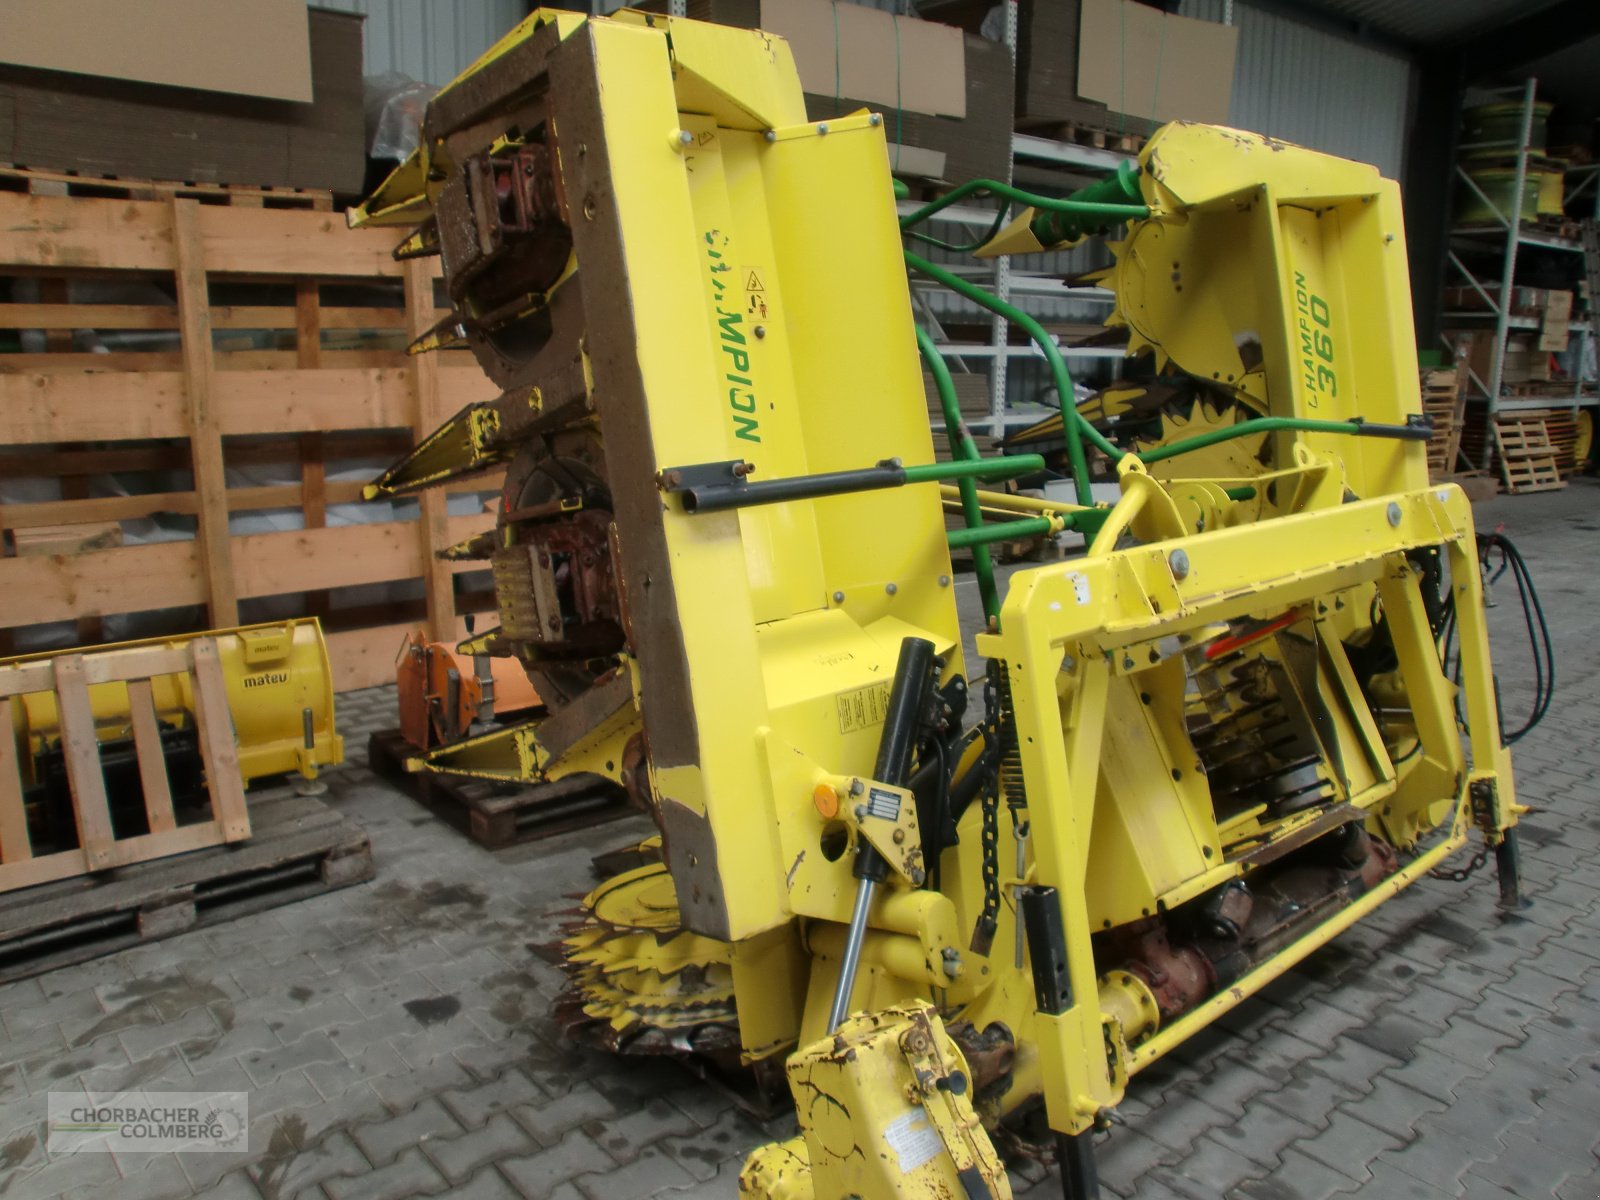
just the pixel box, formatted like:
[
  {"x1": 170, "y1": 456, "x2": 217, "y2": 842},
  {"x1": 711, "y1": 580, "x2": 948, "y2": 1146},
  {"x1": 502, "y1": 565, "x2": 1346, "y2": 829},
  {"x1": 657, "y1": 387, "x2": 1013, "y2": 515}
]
[{"x1": 1457, "y1": 0, "x2": 1600, "y2": 76}]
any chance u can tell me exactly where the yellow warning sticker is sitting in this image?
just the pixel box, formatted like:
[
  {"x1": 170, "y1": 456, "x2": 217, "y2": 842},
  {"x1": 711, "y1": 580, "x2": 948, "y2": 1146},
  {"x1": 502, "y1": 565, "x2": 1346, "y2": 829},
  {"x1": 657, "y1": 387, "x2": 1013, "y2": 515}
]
[
  {"x1": 836, "y1": 682, "x2": 891, "y2": 734},
  {"x1": 743, "y1": 268, "x2": 765, "y2": 292}
]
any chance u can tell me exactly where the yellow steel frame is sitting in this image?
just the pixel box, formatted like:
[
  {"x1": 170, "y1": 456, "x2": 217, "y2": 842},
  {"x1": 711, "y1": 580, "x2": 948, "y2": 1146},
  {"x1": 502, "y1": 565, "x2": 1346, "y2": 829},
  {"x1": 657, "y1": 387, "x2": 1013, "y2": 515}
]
[{"x1": 983, "y1": 483, "x2": 1514, "y2": 1131}]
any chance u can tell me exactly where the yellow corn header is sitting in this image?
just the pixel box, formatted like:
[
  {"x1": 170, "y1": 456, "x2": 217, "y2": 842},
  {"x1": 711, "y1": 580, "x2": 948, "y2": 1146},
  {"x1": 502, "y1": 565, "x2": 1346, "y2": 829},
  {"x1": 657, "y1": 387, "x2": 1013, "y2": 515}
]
[{"x1": 349, "y1": 11, "x2": 1524, "y2": 1198}]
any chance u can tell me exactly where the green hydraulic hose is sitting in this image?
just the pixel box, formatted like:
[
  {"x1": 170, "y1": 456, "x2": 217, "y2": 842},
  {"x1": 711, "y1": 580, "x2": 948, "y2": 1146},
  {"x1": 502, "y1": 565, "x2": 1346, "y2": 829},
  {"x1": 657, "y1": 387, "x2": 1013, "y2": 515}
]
[
  {"x1": 899, "y1": 163, "x2": 1148, "y2": 252},
  {"x1": 905, "y1": 251, "x2": 1125, "y2": 507},
  {"x1": 917, "y1": 326, "x2": 1000, "y2": 622},
  {"x1": 947, "y1": 516, "x2": 1068, "y2": 550}
]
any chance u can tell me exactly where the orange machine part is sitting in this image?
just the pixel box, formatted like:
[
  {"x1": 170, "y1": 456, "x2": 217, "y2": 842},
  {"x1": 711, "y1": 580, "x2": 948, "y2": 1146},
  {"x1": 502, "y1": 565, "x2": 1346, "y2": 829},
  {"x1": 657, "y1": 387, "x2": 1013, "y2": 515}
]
[{"x1": 396, "y1": 631, "x2": 542, "y2": 749}]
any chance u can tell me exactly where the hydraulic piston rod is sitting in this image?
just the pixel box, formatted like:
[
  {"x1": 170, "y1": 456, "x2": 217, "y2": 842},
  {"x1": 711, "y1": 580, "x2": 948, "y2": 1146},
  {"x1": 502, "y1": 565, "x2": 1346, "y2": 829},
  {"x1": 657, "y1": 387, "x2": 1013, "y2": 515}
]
[{"x1": 827, "y1": 636, "x2": 936, "y2": 1033}]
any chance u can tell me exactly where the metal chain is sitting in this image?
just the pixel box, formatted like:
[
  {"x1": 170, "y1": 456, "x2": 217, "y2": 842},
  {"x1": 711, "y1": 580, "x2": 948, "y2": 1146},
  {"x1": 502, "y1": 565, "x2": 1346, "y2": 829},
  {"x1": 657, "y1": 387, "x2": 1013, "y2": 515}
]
[
  {"x1": 972, "y1": 775, "x2": 1001, "y2": 953},
  {"x1": 971, "y1": 663, "x2": 1006, "y2": 954},
  {"x1": 1429, "y1": 848, "x2": 1489, "y2": 883}
]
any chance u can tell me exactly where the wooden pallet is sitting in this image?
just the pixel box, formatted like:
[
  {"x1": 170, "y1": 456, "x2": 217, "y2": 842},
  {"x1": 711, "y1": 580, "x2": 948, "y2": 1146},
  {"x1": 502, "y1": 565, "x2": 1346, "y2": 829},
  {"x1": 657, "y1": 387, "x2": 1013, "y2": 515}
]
[
  {"x1": 0, "y1": 788, "x2": 371, "y2": 984},
  {"x1": 0, "y1": 639, "x2": 250, "y2": 893},
  {"x1": 0, "y1": 191, "x2": 502, "y2": 688},
  {"x1": 1421, "y1": 366, "x2": 1466, "y2": 481},
  {"x1": 1493, "y1": 413, "x2": 1567, "y2": 493},
  {"x1": 0, "y1": 164, "x2": 333, "y2": 210},
  {"x1": 1015, "y1": 120, "x2": 1148, "y2": 157},
  {"x1": 367, "y1": 729, "x2": 630, "y2": 850}
]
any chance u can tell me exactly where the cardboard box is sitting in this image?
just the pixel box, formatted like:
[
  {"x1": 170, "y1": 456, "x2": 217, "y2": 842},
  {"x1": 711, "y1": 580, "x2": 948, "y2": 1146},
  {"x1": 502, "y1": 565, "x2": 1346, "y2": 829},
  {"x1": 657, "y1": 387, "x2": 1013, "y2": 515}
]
[
  {"x1": 1466, "y1": 333, "x2": 1551, "y2": 385},
  {"x1": 1, "y1": 0, "x2": 313, "y2": 103},
  {"x1": 1003, "y1": 0, "x2": 1234, "y2": 130},
  {"x1": 1013, "y1": 0, "x2": 1118, "y2": 126},
  {"x1": 1539, "y1": 290, "x2": 1573, "y2": 352},
  {"x1": 0, "y1": 8, "x2": 364, "y2": 193},
  {"x1": 806, "y1": 31, "x2": 1014, "y2": 184},
  {"x1": 645, "y1": 0, "x2": 1013, "y2": 184},
  {"x1": 761, "y1": 0, "x2": 966, "y2": 118},
  {"x1": 1077, "y1": 0, "x2": 1235, "y2": 127}
]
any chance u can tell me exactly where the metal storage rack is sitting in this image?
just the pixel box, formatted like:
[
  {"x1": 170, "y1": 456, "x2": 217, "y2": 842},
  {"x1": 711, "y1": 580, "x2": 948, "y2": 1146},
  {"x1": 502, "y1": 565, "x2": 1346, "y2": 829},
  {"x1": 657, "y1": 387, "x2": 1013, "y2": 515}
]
[{"x1": 1444, "y1": 78, "x2": 1598, "y2": 422}]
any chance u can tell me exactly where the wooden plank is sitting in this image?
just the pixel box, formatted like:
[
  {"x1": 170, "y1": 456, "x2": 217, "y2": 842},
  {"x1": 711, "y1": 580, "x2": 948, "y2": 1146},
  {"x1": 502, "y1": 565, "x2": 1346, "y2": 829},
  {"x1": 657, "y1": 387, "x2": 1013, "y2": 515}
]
[
  {"x1": 12, "y1": 522, "x2": 122, "y2": 556},
  {"x1": 126, "y1": 678, "x2": 177, "y2": 836},
  {"x1": 0, "y1": 434, "x2": 414, "y2": 479},
  {"x1": 0, "y1": 711, "x2": 31, "y2": 864},
  {"x1": 405, "y1": 257, "x2": 456, "y2": 644},
  {"x1": 0, "y1": 194, "x2": 413, "y2": 278},
  {"x1": 0, "y1": 349, "x2": 412, "y2": 370},
  {"x1": 0, "y1": 473, "x2": 496, "y2": 530},
  {"x1": 0, "y1": 647, "x2": 190, "y2": 697},
  {"x1": 0, "y1": 847, "x2": 92, "y2": 894},
  {"x1": 197, "y1": 204, "x2": 410, "y2": 277},
  {"x1": 0, "y1": 366, "x2": 489, "y2": 443},
  {"x1": 189, "y1": 640, "x2": 251, "y2": 844},
  {"x1": 0, "y1": 303, "x2": 423, "y2": 331},
  {"x1": 232, "y1": 516, "x2": 491, "y2": 598},
  {"x1": 51, "y1": 656, "x2": 116, "y2": 872},
  {"x1": 0, "y1": 481, "x2": 369, "y2": 528},
  {"x1": 105, "y1": 821, "x2": 229, "y2": 869},
  {"x1": 83, "y1": 644, "x2": 191, "y2": 686},
  {"x1": 173, "y1": 199, "x2": 239, "y2": 628},
  {"x1": 0, "y1": 541, "x2": 201, "y2": 628},
  {"x1": 0, "y1": 663, "x2": 53, "y2": 700},
  {"x1": 0, "y1": 195, "x2": 176, "y2": 272},
  {"x1": 0, "y1": 516, "x2": 491, "y2": 628}
]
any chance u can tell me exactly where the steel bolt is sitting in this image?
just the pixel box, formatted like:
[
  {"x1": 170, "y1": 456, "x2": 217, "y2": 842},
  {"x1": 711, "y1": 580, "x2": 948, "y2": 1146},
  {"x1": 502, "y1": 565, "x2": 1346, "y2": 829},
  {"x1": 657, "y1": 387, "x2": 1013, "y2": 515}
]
[
  {"x1": 869, "y1": 114, "x2": 882, "y2": 126},
  {"x1": 754, "y1": 325, "x2": 767, "y2": 339},
  {"x1": 892, "y1": 829, "x2": 906, "y2": 844},
  {"x1": 885, "y1": 582, "x2": 898, "y2": 596},
  {"x1": 1168, "y1": 548, "x2": 1190, "y2": 580},
  {"x1": 850, "y1": 778, "x2": 865, "y2": 796},
  {"x1": 833, "y1": 590, "x2": 846, "y2": 603},
  {"x1": 941, "y1": 948, "x2": 961, "y2": 978},
  {"x1": 938, "y1": 574, "x2": 950, "y2": 587},
  {"x1": 1387, "y1": 501, "x2": 1402, "y2": 527},
  {"x1": 764, "y1": 129, "x2": 777, "y2": 143},
  {"x1": 854, "y1": 804, "x2": 868, "y2": 821},
  {"x1": 817, "y1": 122, "x2": 830, "y2": 135},
  {"x1": 678, "y1": 129, "x2": 693, "y2": 145}
]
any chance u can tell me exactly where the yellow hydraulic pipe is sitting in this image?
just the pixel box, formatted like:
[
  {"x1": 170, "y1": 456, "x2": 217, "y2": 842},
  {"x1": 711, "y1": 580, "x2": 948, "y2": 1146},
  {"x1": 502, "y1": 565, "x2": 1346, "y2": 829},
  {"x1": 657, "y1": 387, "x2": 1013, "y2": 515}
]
[{"x1": 939, "y1": 485, "x2": 1095, "y2": 517}]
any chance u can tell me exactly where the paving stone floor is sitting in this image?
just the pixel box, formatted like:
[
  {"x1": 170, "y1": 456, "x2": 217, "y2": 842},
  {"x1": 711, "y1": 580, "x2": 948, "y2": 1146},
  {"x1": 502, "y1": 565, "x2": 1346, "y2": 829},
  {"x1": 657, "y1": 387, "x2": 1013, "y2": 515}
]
[{"x1": 1, "y1": 481, "x2": 1598, "y2": 1199}]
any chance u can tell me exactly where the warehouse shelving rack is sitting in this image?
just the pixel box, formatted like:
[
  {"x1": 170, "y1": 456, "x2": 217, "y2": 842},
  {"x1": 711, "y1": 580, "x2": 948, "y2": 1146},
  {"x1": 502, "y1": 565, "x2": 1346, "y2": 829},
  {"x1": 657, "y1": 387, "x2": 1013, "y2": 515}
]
[{"x1": 1444, "y1": 78, "x2": 1598, "y2": 427}]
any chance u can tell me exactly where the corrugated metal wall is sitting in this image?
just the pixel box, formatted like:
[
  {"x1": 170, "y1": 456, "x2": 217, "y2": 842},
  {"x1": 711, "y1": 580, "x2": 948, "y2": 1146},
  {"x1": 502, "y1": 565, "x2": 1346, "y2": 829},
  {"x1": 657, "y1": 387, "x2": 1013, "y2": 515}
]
[
  {"x1": 313, "y1": 0, "x2": 527, "y2": 86},
  {"x1": 1180, "y1": 0, "x2": 1413, "y2": 179}
]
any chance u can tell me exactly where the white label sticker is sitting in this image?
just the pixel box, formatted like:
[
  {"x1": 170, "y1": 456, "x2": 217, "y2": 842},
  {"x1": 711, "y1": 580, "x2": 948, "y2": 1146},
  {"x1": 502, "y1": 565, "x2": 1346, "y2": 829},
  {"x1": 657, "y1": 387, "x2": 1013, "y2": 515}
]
[
  {"x1": 1066, "y1": 571, "x2": 1091, "y2": 605},
  {"x1": 883, "y1": 1107, "x2": 944, "y2": 1174}
]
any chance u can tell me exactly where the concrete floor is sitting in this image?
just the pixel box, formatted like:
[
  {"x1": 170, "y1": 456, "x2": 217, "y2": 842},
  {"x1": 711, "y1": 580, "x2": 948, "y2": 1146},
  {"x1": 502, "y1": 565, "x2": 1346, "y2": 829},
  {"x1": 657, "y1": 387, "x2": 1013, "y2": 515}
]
[{"x1": 2, "y1": 480, "x2": 1599, "y2": 1199}]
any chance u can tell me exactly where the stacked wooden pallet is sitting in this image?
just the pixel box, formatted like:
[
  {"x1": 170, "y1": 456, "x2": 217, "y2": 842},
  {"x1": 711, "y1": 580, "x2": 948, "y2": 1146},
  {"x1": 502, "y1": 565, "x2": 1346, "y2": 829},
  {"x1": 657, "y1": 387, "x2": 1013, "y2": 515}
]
[
  {"x1": 0, "y1": 191, "x2": 500, "y2": 691},
  {"x1": 0, "y1": 164, "x2": 333, "y2": 211},
  {"x1": 1492, "y1": 412, "x2": 1566, "y2": 494},
  {"x1": 1014, "y1": 120, "x2": 1148, "y2": 157},
  {"x1": 1420, "y1": 366, "x2": 1465, "y2": 481},
  {"x1": 1538, "y1": 409, "x2": 1586, "y2": 477}
]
